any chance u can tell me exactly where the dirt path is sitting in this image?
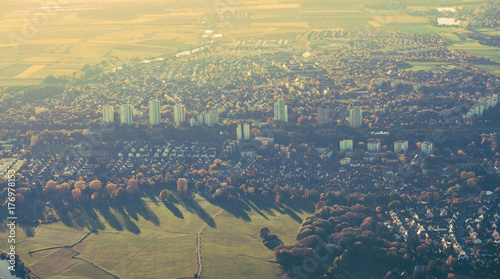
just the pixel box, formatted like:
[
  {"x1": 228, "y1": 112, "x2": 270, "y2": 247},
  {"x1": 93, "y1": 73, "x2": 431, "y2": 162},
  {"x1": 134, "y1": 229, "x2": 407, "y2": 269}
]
[{"x1": 196, "y1": 208, "x2": 224, "y2": 278}]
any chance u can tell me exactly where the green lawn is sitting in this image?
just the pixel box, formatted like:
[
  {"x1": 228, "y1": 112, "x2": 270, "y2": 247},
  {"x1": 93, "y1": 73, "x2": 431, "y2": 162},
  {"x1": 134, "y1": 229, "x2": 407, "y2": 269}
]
[
  {"x1": 0, "y1": 196, "x2": 312, "y2": 278},
  {"x1": 447, "y1": 40, "x2": 500, "y2": 63},
  {"x1": 404, "y1": 61, "x2": 457, "y2": 72},
  {"x1": 202, "y1": 200, "x2": 313, "y2": 278}
]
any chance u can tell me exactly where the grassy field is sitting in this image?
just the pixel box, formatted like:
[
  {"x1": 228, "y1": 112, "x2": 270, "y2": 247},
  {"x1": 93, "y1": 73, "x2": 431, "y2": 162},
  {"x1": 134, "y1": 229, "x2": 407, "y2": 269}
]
[
  {"x1": 202, "y1": 199, "x2": 312, "y2": 278},
  {"x1": 388, "y1": 22, "x2": 500, "y2": 74},
  {"x1": 0, "y1": 196, "x2": 313, "y2": 278},
  {"x1": 403, "y1": 61, "x2": 457, "y2": 72},
  {"x1": 448, "y1": 40, "x2": 500, "y2": 62}
]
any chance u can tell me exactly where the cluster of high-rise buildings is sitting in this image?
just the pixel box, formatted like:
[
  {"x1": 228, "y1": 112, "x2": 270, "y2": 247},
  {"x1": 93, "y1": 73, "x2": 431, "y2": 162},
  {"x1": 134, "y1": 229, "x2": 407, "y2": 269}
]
[
  {"x1": 464, "y1": 93, "x2": 498, "y2": 119},
  {"x1": 189, "y1": 108, "x2": 219, "y2": 127},
  {"x1": 235, "y1": 123, "x2": 251, "y2": 140},
  {"x1": 339, "y1": 139, "x2": 433, "y2": 155},
  {"x1": 100, "y1": 101, "x2": 219, "y2": 127},
  {"x1": 340, "y1": 139, "x2": 382, "y2": 152},
  {"x1": 102, "y1": 99, "x2": 367, "y2": 130},
  {"x1": 103, "y1": 105, "x2": 132, "y2": 125}
]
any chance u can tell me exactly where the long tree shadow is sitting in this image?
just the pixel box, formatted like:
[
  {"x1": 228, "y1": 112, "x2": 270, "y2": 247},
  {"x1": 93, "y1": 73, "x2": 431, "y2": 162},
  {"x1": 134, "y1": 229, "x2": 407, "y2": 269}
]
[
  {"x1": 123, "y1": 199, "x2": 160, "y2": 226},
  {"x1": 222, "y1": 200, "x2": 251, "y2": 222},
  {"x1": 95, "y1": 204, "x2": 123, "y2": 231},
  {"x1": 243, "y1": 200, "x2": 269, "y2": 220},
  {"x1": 19, "y1": 224, "x2": 37, "y2": 237},
  {"x1": 163, "y1": 201, "x2": 184, "y2": 218},
  {"x1": 52, "y1": 202, "x2": 105, "y2": 231},
  {"x1": 248, "y1": 197, "x2": 278, "y2": 217},
  {"x1": 53, "y1": 202, "x2": 80, "y2": 229},
  {"x1": 182, "y1": 198, "x2": 216, "y2": 228},
  {"x1": 78, "y1": 204, "x2": 106, "y2": 231},
  {"x1": 263, "y1": 235, "x2": 284, "y2": 250},
  {"x1": 246, "y1": 196, "x2": 314, "y2": 223},
  {"x1": 45, "y1": 197, "x2": 161, "y2": 234},
  {"x1": 282, "y1": 198, "x2": 315, "y2": 215},
  {"x1": 112, "y1": 204, "x2": 141, "y2": 234},
  {"x1": 143, "y1": 189, "x2": 160, "y2": 206},
  {"x1": 124, "y1": 203, "x2": 139, "y2": 221},
  {"x1": 281, "y1": 206, "x2": 303, "y2": 223},
  {"x1": 199, "y1": 192, "x2": 251, "y2": 221}
]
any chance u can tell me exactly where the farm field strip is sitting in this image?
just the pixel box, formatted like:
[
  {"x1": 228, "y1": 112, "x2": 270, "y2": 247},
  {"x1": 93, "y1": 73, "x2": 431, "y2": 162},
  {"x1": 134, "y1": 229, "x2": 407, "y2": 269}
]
[{"x1": 14, "y1": 65, "x2": 46, "y2": 78}]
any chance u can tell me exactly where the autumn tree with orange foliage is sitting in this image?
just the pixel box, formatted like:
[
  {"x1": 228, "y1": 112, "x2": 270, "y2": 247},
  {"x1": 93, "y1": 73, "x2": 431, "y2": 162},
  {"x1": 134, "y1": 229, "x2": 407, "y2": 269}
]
[{"x1": 176, "y1": 178, "x2": 191, "y2": 199}]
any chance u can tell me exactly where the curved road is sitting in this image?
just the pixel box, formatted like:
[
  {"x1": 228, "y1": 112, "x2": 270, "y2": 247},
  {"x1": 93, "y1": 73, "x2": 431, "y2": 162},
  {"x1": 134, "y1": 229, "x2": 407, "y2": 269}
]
[{"x1": 455, "y1": 207, "x2": 477, "y2": 263}]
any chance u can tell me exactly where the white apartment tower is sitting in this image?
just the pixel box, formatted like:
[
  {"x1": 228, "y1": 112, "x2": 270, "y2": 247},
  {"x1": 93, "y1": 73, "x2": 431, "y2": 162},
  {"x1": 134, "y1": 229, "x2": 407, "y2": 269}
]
[
  {"x1": 421, "y1": 141, "x2": 434, "y2": 156},
  {"x1": 317, "y1": 107, "x2": 329, "y2": 125},
  {"x1": 274, "y1": 98, "x2": 288, "y2": 122},
  {"x1": 149, "y1": 100, "x2": 161, "y2": 125},
  {"x1": 340, "y1": 140, "x2": 353, "y2": 151},
  {"x1": 236, "y1": 124, "x2": 242, "y2": 140},
  {"x1": 367, "y1": 140, "x2": 381, "y2": 152},
  {"x1": 102, "y1": 106, "x2": 114, "y2": 123},
  {"x1": 205, "y1": 108, "x2": 219, "y2": 126},
  {"x1": 349, "y1": 107, "x2": 362, "y2": 128},
  {"x1": 120, "y1": 105, "x2": 132, "y2": 125},
  {"x1": 243, "y1": 123, "x2": 250, "y2": 140},
  {"x1": 174, "y1": 104, "x2": 185, "y2": 123},
  {"x1": 394, "y1": 140, "x2": 408, "y2": 153}
]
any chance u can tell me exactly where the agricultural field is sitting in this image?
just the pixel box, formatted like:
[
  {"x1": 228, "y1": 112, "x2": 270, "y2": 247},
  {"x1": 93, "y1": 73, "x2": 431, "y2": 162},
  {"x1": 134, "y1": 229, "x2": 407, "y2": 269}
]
[
  {"x1": 0, "y1": 0, "x2": 207, "y2": 87},
  {"x1": 447, "y1": 39, "x2": 500, "y2": 62},
  {"x1": 0, "y1": 196, "x2": 312, "y2": 278},
  {"x1": 1, "y1": 0, "x2": 499, "y2": 87}
]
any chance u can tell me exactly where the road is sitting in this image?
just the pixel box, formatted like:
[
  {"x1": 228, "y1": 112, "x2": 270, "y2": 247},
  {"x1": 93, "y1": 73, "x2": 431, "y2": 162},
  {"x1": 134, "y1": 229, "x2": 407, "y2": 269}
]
[{"x1": 454, "y1": 206, "x2": 477, "y2": 263}]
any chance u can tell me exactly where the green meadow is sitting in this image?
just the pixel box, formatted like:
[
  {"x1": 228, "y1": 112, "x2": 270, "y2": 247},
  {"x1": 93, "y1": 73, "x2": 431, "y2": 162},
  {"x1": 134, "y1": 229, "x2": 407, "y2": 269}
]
[{"x1": 0, "y1": 196, "x2": 313, "y2": 278}]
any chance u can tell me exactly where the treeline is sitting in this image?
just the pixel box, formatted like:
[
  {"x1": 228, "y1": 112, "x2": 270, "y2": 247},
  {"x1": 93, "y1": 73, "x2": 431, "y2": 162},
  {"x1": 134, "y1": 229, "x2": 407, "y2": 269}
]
[
  {"x1": 0, "y1": 84, "x2": 65, "y2": 111},
  {"x1": 0, "y1": 168, "x2": 322, "y2": 218},
  {"x1": 274, "y1": 203, "x2": 457, "y2": 278},
  {"x1": 465, "y1": 32, "x2": 500, "y2": 48},
  {"x1": 457, "y1": 1, "x2": 500, "y2": 28}
]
